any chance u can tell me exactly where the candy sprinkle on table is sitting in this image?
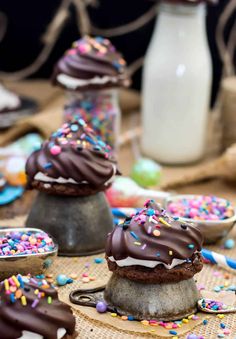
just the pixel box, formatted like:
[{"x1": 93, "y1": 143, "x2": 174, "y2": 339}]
[{"x1": 167, "y1": 195, "x2": 234, "y2": 221}]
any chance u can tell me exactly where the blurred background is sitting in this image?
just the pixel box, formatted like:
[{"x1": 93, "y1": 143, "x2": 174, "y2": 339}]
[{"x1": 0, "y1": 0, "x2": 235, "y2": 106}]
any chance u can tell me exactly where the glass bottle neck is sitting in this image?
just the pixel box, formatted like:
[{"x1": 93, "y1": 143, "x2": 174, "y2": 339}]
[{"x1": 159, "y1": 1, "x2": 206, "y2": 16}]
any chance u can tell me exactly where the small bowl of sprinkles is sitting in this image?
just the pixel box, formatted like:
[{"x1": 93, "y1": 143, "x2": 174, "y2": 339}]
[
  {"x1": 0, "y1": 228, "x2": 58, "y2": 280},
  {"x1": 165, "y1": 195, "x2": 236, "y2": 244}
]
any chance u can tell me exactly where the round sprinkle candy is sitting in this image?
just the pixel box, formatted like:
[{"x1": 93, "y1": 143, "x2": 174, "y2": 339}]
[
  {"x1": 50, "y1": 145, "x2": 61, "y2": 155},
  {"x1": 153, "y1": 230, "x2": 160, "y2": 237},
  {"x1": 224, "y1": 239, "x2": 235, "y2": 249},
  {"x1": 96, "y1": 301, "x2": 107, "y2": 313}
]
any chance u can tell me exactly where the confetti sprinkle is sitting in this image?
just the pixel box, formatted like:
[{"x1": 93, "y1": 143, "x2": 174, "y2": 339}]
[
  {"x1": 167, "y1": 195, "x2": 234, "y2": 221},
  {"x1": 0, "y1": 230, "x2": 55, "y2": 257}
]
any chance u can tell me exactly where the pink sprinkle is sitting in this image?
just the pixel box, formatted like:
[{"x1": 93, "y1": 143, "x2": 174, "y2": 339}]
[
  {"x1": 223, "y1": 329, "x2": 230, "y2": 334},
  {"x1": 50, "y1": 145, "x2": 61, "y2": 155},
  {"x1": 141, "y1": 244, "x2": 147, "y2": 250},
  {"x1": 147, "y1": 226, "x2": 152, "y2": 234}
]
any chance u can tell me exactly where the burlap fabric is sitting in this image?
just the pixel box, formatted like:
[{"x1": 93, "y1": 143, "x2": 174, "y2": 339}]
[{"x1": 1, "y1": 216, "x2": 236, "y2": 338}]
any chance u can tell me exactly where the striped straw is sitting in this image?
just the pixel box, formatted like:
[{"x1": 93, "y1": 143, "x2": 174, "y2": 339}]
[{"x1": 201, "y1": 249, "x2": 236, "y2": 270}]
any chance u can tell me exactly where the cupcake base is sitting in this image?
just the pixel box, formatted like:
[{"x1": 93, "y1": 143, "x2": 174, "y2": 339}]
[
  {"x1": 26, "y1": 191, "x2": 113, "y2": 256},
  {"x1": 104, "y1": 273, "x2": 200, "y2": 321}
]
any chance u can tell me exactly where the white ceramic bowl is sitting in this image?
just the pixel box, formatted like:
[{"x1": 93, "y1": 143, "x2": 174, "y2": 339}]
[{"x1": 165, "y1": 194, "x2": 236, "y2": 244}]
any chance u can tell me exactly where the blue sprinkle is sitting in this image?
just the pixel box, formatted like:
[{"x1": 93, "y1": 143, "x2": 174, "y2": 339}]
[
  {"x1": 188, "y1": 244, "x2": 194, "y2": 249},
  {"x1": 224, "y1": 239, "x2": 235, "y2": 249},
  {"x1": 203, "y1": 319, "x2": 208, "y2": 325},
  {"x1": 130, "y1": 231, "x2": 139, "y2": 240},
  {"x1": 44, "y1": 162, "x2": 52, "y2": 169},
  {"x1": 147, "y1": 209, "x2": 155, "y2": 216},
  {"x1": 127, "y1": 315, "x2": 134, "y2": 321},
  {"x1": 156, "y1": 252, "x2": 160, "y2": 257},
  {"x1": 70, "y1": 124, "x2": 79, "y2": 132},
  {"x1": 79, "y1": 119, "x2": 86, "y2": 126},
  {"x1": 85, "y1": 136, "x2": 96, "y2": 145},
  {"x1": 66, "y1": 278, "x2": 74, "y2": 284},
  {"x1": 169, "y1": 330, "x2": 177, "y2": 335},
  {"x1": 214, "y1": 286, "x2": 221, "y2": 292},
  {"x1": 94, "y1": 258, "x2": 104, "y2": 264},
  {"x1": 217, "y1": 334, "x2": 225, "y2": 338},
  {"x1": 220, "y1": 323, "x2": 226, "y2": 329},
  {"x1": 10, "y1": 294, "x2": 16, "y2": 303}
]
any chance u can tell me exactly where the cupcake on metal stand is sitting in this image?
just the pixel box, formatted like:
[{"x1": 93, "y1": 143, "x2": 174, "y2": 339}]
[
  {"x1": 25, "y1": 118, "x2": 119, "y2": 256},
  {"x1": 52, "y1": 35, "x2": 130, "y2": 151},
  {"x1": 105, "y1": 199, "x2": 203, "y2": 321}
]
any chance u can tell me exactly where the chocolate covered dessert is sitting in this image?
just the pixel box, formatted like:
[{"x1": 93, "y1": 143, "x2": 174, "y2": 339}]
[
  {"x1": 105, "y1": 199, "x2": 203, "y2": 321},
  {"x1": 26, "y1": 118, "x2": 118, "y2": 196},
  {"x1": 52, "y1": 36, "x2": 130, "y2": 92},
  {"x1": 0, "y1": 274, "x2": 76, "y2": 339},
  {"x1": 26, "y1": 118, "x2": 118, "y2": 255},
  {"x1": 52, "y1": 36, "x2": 130, "y2": 150}
]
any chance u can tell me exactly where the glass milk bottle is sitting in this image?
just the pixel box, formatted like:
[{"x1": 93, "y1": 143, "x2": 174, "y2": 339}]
[{"x1": 141, "y1": 1, "x2": 212, "y2": 164}]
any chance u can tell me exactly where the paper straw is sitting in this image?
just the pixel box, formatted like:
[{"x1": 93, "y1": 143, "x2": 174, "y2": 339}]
[{"x1": 201, "y1": 248, "x2": 236, "y2": 270}]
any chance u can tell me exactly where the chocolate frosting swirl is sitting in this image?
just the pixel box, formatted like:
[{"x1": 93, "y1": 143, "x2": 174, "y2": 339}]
[
  {"x1": 52, "y1": 36, "x2": 130, "y2": 90},
  {"x1": 26, "y1": 118, "x2": 119, "y2": 193},
  {"x1": 0, "y1": 275, "x2": 75, "y2": 339},
  {"x1": 106, "y1": 200, "x2": 203, "y2": 266}
]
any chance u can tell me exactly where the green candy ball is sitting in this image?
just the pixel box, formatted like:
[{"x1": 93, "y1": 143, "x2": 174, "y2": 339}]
[{"x1": 131, "y1": 158, "x2": 162, "y2": 188}]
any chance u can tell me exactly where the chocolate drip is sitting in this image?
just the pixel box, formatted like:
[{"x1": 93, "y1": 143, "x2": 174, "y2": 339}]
[
  {"x1": 106, "y1": 200, "x2": 203, "y2": 266},
  {"x1": 0, "y1": 276, "x2": 75, "y2": 339}
]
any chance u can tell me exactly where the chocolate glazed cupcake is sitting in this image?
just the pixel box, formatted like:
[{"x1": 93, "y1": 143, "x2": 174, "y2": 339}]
[
  {"x1": 52, "y1": 35, "x2": 130, "y2": 92},
  {"x1": 52, "y1": 36, "x2": 130, "y2": 151},
  {"x1": 0, "y1": 274, "x2": 76, "y2": 339},
  {"x1": 26, "y1": 118, "x2": 119, "y2": 255},
  {"x1": 105, "y1": 200, "x2": 203, "y2": 321}
]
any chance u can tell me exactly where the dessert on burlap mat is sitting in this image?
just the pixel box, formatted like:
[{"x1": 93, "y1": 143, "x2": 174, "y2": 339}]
[{"x1": 1, "y1": 217, "x2": 236, "y2": 338}]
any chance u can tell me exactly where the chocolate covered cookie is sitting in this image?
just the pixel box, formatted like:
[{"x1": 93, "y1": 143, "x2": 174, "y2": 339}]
[
  {"x1": 26, "y1": 118, "x2": 119, "y2": 196},
  {"x1": 0, "y1": 274, "x2": 76, "y2": 339},
  {"x1": 52, "y1": 36, "x2": 130, "y2": 91}
]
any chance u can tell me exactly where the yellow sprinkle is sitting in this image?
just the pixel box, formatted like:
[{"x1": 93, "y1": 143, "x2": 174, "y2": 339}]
[
  {"x1": 217, "y1": 314, "x2": 224, "y2": 319},
  {"x1": 172, "y1": 337, "x2": 178, "y2": 339},
  {"x1": 224, "y1": 281, "x2": 229, "y2": 287},
  {"x1": 48, "y1": 296, "x2": 52, "y2": 304},
  {"x1": 149, "y1": 330, "x2": 156, "y2": 333},
  {"x1": 165, "y1": 325, "x2": 172, "y2": 329},
  {"x1": 34, "y1": 289, "x2": 39, "y2": 295},
  {"x1": 111, "y1": 313, "x2": 117, "y2": 317},
  {"x1": 182, "y1": 318, "x2": 189, "y2": 323},
  {"x1": 159, "y1": 217, "x2": 171, "y2": 227},
  {"x1": 177, "y1": 324, "x2": 182, "y2": 328},
  {"x1": 188, "y1": 315, "x2": 194, "y2": 319},
  {"x1": 12, "y1": 276, "x2": 20, "y2": 288},
  {"x1": 21, "y1": 295, "x2": 27, "y2": 306},
  {"x1": 141, "y1": 320, "x2": 149, "y2": 326},
  {"x1": 134, "y1": 241, "x2": 141, "y2": 246},
  {"x1": 4, "y1": 279, "x2": 9, "y2": 291},
  {"x1": 121, "y1": 316, "x2": 128, "y2": 320},
  {"x1": 169, "y1": 250, "x2": 173, "y2": 256}
]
